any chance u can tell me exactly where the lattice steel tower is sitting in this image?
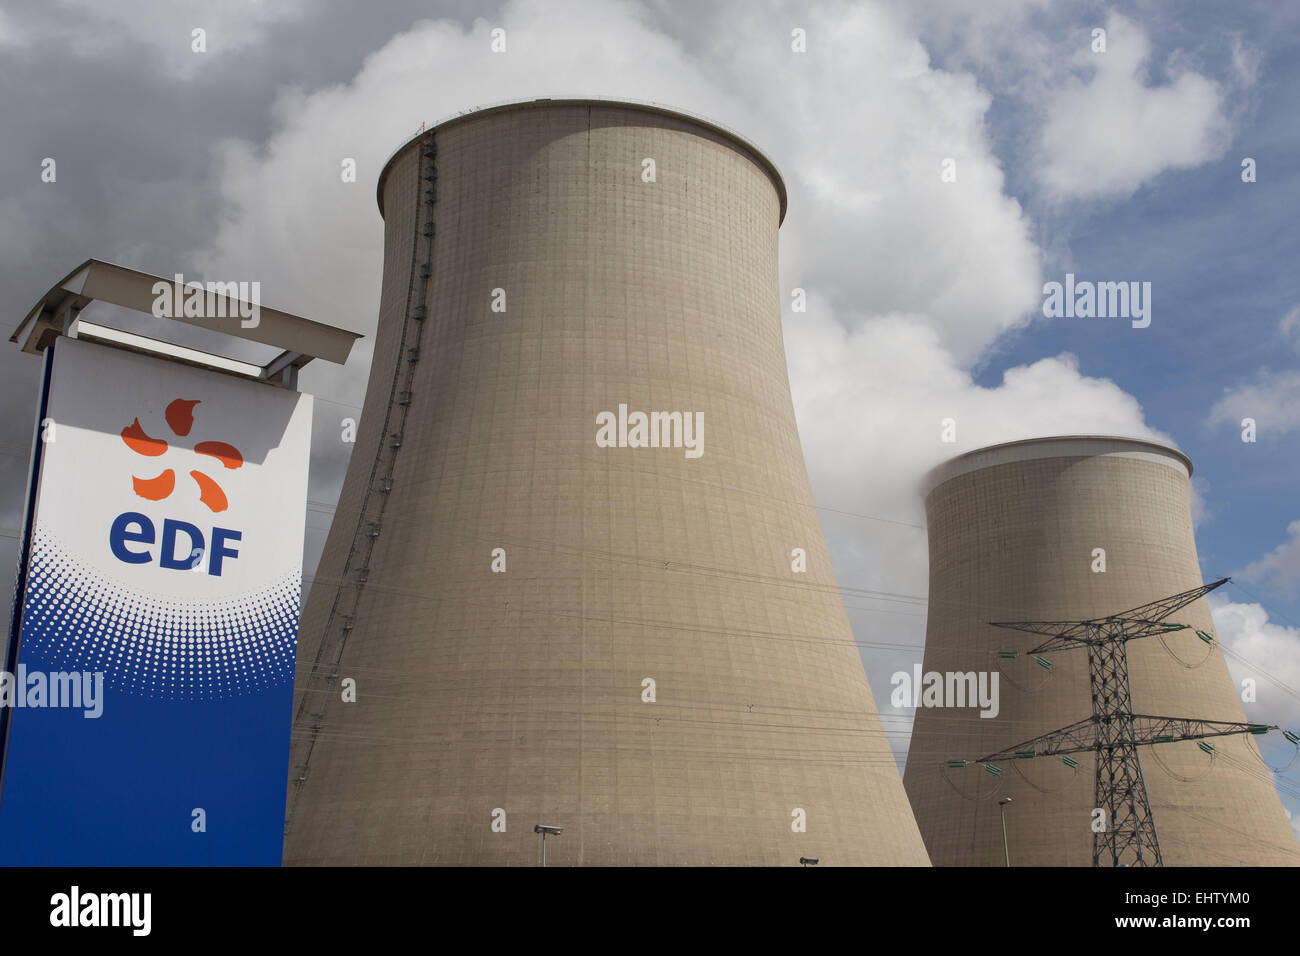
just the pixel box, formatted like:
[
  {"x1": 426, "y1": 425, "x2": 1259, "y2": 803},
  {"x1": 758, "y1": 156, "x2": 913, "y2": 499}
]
[{"x1": 980, "y1": 579, "x2": 1276, "y2": 866}]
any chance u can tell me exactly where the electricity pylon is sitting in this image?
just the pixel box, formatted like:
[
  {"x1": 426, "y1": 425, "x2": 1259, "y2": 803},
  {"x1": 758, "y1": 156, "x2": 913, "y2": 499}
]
[{"x1": 976, "y1": 578, "x2": 1273, "y2": 867}]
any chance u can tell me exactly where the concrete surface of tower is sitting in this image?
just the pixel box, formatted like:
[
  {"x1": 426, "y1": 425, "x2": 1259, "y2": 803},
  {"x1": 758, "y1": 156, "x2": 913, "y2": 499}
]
[
  {"x1": 283, "y1": 99, "x2": 930, "y2": 866},
  {"x1": 905, "y1": 436, "x2": 1300, "y2": 866}
]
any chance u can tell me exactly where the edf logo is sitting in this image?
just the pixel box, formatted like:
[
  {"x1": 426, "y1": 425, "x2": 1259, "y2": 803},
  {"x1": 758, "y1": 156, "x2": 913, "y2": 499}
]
[
  {"x1": 109, "y1": 397, "x2": 245, "y2": 577},
  {"x1": 110, "y1": 513, "x2": 241, "y2": 576}
]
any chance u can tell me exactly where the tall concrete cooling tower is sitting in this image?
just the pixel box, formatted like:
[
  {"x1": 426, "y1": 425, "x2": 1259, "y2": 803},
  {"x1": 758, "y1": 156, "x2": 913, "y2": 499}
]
[
  {"x1": 284, "y1": 99, "x2": 929, "y2": 866},
  {"x1": 904, "y1": 436, "x2": 1300, "y2": 866}
]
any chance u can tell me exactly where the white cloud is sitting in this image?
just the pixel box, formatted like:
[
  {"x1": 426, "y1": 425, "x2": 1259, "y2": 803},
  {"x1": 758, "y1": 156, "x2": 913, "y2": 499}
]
[
  {"x1": 1211, "y1": 598, "x2": 1300, "y2": 732},
  {"x1": 200, "y1": 0, "x2": 1044, "y2": 368},
  {"x1": 1209, "y1": 369, "x2": 1300, "y2": 435},
  {"x1": 1189, "y1": 475, "x2": 1210, "y2": 528},
  {"x1": 1209, "y1": 307, "x2": 1300, "y2": 435},
  {"x1": 1229, "y1": 32, "x2": 1264, "y2": 88},
  {"x1": 1280, "y1": 305, "x2": 1300, "y2": 353},
  {"x1": 1033, "y1": 12, "x2": 1234, "y2": 202},
  {"x1": 786, "y1": 305, "x2": 1162, "y2": 517},
  {"x1": 884, "y1": 0, "x2": 1054, "y2": 83},
  {"x1": 1239, "y1": 520, "x2": 1300, "y2": 597}
]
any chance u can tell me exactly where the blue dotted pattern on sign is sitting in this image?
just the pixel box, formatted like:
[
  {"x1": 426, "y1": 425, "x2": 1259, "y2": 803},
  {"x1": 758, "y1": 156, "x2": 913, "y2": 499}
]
[{"x1": 19, "y1": 528, "x2": 300, "y2": 701}]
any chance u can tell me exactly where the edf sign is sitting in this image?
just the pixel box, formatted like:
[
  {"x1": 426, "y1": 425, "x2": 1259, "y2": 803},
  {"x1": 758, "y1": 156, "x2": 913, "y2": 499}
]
[{"x1": 0, "y1": 337, "x2": 313, "y2": 865}]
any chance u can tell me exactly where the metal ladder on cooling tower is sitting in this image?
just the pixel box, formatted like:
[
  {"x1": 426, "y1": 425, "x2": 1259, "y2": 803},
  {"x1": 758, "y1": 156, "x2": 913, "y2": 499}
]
[{"x1": 285, "y1": 134, "x2": 438, "y2": 832}]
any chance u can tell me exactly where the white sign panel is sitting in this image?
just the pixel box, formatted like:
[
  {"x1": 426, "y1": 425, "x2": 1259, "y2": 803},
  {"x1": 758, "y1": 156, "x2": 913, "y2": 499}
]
[{"x1": 20, "y1": 335, "x2": 312, "y2": 699}]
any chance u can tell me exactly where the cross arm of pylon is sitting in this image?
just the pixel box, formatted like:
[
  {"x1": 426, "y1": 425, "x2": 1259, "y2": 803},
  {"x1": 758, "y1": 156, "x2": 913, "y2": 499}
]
[
  {"x1": 986, "y1": 619, "x2": 1182, "y2": 653},
  {"x1": 1111, "y1": 578, "x2": 1229, "y2": 623},
  {"x1": 1128, "y1": 715, "x2": 1275, "y2": 744},
  {"x1": 973, "y1": 714, "x2": 1275, "y2": 764},
  {"x1": 987, "y1": 619, "x2": 1094, "y2": 642},
  {"x1": 989, "y1": 578, "x2": 1229, "y2": 653},
  {"x1": 975, "y1": 717, "x2": 1097, "y2": 763},
  {"x1": 1026, "y1": 620, "x2": 1188, "y2": 653}
]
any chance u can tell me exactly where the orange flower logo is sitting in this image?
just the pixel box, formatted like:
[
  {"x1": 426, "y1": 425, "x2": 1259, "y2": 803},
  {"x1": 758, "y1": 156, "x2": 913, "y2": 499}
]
[{"x1": 120, "y1": 398, "x2": 243, "y2": 513}]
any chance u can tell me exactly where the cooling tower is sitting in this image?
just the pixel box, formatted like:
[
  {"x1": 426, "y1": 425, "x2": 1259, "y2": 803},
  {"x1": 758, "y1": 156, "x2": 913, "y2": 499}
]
[
  {"x1": 283, "y1": 99, "x2": 929, "y2": 866},
  {"x1": 904, "y1": 436, "x2": 1300, "y2": 865}
]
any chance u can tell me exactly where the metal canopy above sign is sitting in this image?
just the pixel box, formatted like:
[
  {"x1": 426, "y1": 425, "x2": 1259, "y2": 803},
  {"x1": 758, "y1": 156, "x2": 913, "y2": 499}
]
[{"x1": 10, "y1": 258, "x2": 362, "y2": 388}]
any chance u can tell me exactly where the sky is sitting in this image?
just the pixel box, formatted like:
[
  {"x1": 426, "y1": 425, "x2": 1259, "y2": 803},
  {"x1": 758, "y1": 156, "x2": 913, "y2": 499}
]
[{"x1": 0, "y1": 0, "x2": 1298, "y2": 845}]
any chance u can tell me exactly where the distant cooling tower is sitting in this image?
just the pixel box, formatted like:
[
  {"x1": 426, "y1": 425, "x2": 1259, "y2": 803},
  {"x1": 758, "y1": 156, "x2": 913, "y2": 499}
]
[
  {"x1": 283, "y1": 99, "x2": 929, "y2": 865},
  {"x1": 905, "y1": 436, "x2": 1300, "y2": 865}
]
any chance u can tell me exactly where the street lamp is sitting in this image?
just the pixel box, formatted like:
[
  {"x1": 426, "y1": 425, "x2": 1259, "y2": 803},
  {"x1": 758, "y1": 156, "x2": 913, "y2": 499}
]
[
  {"x1": 998, "y1": 797, "x2": 1013, "y2": 867},
  {"x1": 534, "y1": 824, "x2": 562, "y2": 867}
]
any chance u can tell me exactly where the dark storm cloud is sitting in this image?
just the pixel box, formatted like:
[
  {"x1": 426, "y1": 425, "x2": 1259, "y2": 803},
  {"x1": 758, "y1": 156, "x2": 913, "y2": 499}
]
[{"x1": 0, "y1": 0, "x2": 500, "y2": 530}]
